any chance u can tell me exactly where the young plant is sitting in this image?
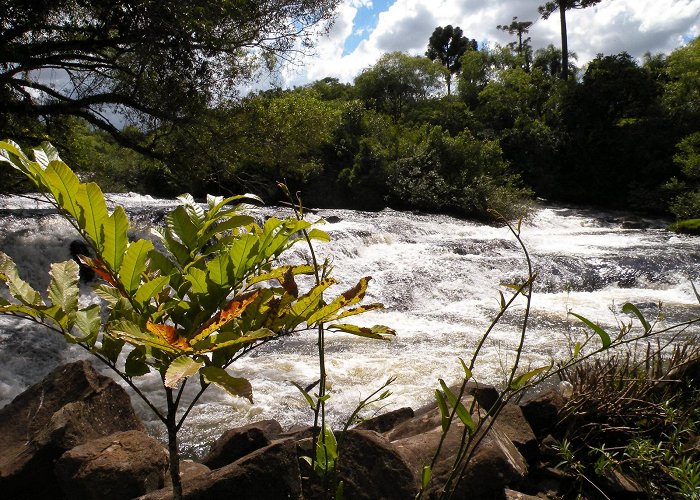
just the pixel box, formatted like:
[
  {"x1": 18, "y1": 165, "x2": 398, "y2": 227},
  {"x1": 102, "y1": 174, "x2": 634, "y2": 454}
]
[{"x1": 0, "y1": 140, "x2": 394, "y2": 499}]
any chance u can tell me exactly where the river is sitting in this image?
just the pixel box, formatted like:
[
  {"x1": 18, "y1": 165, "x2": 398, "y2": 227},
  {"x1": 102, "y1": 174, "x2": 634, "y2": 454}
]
[{"x1": 1, "y1": 193, "x2": 698, "y2": 457}]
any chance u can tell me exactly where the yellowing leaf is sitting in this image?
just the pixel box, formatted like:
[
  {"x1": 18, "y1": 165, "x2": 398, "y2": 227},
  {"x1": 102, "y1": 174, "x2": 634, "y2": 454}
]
[
  {"x1": 164, "y1": 356, "x2": 204, "y2": 388},
  {"x1": 189, "y1": 289, "x2": 260, "y2": 344},
  {"x1": 146, "y1": 321, "x2": 191, "y2": 351}
]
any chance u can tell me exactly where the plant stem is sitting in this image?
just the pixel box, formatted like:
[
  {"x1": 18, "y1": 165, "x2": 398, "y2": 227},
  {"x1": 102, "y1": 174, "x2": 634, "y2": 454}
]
[{"x1": 165, "y1": 387, "x2": 183, "y2": 500}]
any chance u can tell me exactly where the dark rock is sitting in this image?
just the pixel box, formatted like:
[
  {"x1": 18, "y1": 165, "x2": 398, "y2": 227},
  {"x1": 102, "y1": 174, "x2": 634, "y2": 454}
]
[
  {"x1": 179, "y1": 460, "x2": 210, "y2": 482},
  {"x1": 598, "y1": 469, "x2": 647, "y2": 499},
  {"x1": 495, "y1": 404, "x2": 538, "y2": 461},
  {"x1": 354, "y1": 407, "x2": 414, "y2": 434},
  {"x1": 0, "y1": 360, "x2": 143, "y2": 499},
  {"x1": 539, "y1": 434, "x2": 560, "y2": 458},
  {"x1": 519, "y1": 388, "x2": 565, "y2": 438},
  {"x1": 138, "y1": 440, "x2": 302, "y2": 500},
  {"x1": 279, "y1": 424, "x2": 315, "y2": 440},
  {"x1": 55, "y1": 430, "x2": 168, "y2": 500},
  {"x1": 388, "y1": 401, "x2": 527, "y2": 499},
  {"x1": 324, "y1": 215, "x2": 342, "y2": 223},
  {"x1": 202, "y1": 419, "x2": 282, "y2": 469},
  {"x1": 334, "y1": 429, "x2": 417, "y2": 500}
]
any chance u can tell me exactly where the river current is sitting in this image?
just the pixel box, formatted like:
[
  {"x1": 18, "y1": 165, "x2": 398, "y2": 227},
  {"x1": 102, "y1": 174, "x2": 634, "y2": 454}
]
[{"x1": 1, "y1": 193, "x2": 698, "y2": 457}]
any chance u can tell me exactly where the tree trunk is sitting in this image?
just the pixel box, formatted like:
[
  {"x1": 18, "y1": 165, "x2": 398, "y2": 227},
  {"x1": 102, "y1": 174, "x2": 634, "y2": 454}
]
[
  {"x1": 559, "y1": 1, "x2": 569, "y2": 80},
  {"x1": 166, "y1": 389, "x2": 183, "y2": 500}
]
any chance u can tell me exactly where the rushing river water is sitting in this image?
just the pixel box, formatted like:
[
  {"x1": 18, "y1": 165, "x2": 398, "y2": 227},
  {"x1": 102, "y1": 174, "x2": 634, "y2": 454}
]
[{"x1": 1, "y1": 193, "x2": 699, "y2": 457}]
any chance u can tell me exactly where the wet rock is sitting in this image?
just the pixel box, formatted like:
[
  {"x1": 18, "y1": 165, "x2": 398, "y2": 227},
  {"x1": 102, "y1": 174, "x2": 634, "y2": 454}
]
[
  {"x1": 202, "y1": 419, "x2": 282, "y2": 469},
  {"x1": 0, "y1": 360, "x2": 143, "y2": 499},
  {"x1": 55, "y1": 430, "x2": 168, "y2": 500}
]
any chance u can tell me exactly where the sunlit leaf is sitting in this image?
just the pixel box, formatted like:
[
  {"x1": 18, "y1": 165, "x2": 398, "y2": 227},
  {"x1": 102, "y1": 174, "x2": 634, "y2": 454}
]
[
  {"x1": 74, "y1": 304, "x2": 101, "y2": 346},
  {"x1": 621, "y1": 302, "x2": 651, "y2": 333},
  {"x1": 76, "y1": 182, "x2": 109, "y2": 251},
  {"x1": 43, "y1": 160, "x2": 82, "y2": 220},
  {"x1": 435, "y1": 389, "x2": 450, "y2": 432},
  {"x1": 133, "y1": 276, "x2": 170, "y2": 309},
  {"x1": 326, "y1": 323, "x2": 395, "y2": 340},
  {"x1": 421, "y1": 466, "x2": 432, "y2": 490},
  {"x1": 511, "y1": 365, "x2": 550, "y2": 390},
  {"x1": 48, "y1": 260, "x2": 79, "y2": 320},
  {"x1": 0, "y1": 251, "x2": 43, "y2": 306},
  {"x1": 569, "y1": 312, "x2": 611, "y2": 348},
  {"x1": 101, "y1": 206, "x2": 129, "y2": 271},
  {"x1": 307, "y1": 228, "x2": 331, "y2": 242},
  {"x1": 291, "y1": 380, "x2": 317, "y2": 410},
  {"x1": 165, "y1": 355, "x2": 204, "y2": 388},
  {"x1": 458, "y1": 358, "x2": 472, "y2": 380},
  {"x1": 200, "y1": 366, "x2": 253, "y2": 403},
  {"x1": 119, "y1": 240, "x2": 154, "y2": 294},
  {"x1": 146, "y1": 320, "x2": 191, "y2": 351},
  {"x1": 439, "y1": 379, "x2": 476, "y2": 433}
]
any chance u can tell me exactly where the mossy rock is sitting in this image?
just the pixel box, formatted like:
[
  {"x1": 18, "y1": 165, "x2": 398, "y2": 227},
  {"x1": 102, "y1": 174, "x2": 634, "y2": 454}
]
[{"x1": 669, "y1": 219, "x2": 700, "y2": 235}]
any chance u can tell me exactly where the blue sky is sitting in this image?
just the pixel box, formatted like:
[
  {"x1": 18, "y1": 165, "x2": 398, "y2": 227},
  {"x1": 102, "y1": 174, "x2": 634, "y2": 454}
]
[{"x1": 280, "y1": 0, "x2": 700, "y2": 88}]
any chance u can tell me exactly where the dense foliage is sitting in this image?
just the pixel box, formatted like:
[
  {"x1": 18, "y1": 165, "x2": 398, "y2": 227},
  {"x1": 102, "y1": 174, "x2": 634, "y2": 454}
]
[{"x1": 2, "y1": 4, "x2": 699, "y2": 222}]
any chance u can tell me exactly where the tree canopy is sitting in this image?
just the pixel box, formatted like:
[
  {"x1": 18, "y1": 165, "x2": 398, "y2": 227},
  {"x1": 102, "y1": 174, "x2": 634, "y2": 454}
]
[
  {"x1": 426, "y1": 25, "x2": 477, "y2": 96},
  {"x1": 0, "y1": 0, "x2": 340, "y2": 151}
]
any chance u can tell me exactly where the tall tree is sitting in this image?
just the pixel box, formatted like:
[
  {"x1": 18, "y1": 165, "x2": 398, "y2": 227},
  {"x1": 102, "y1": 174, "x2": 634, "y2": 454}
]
[
  {"x1": 538, "y1": 0, "x2": 602, "y2": 79},
  {"x1": 497, "y1": 17, "x2": 534, "y2": 71},
  {"x1": 426, "y1": 25, "x2": 477, "y2": 96},
  {"x1": 0, "y1": 0, "x2": 340, "y2": 152}
]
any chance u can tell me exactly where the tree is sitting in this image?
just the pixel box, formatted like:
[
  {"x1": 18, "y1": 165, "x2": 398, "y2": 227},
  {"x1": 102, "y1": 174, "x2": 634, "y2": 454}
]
[
  {"x1": 426, "y1": 25, "x2": 477, "y2": 96},
  {"x1": 538, "y1": 0, "x2": 602, "y2": 79},
  {"x1": 0, "y1": 0, "x2": 340, "y2": 152},
  {"x1": 497, "y1": 17, "x2": 534, "y2": 71},
  {"x1": 355, "y1": 52, "x2": 446, "y2": 122}
]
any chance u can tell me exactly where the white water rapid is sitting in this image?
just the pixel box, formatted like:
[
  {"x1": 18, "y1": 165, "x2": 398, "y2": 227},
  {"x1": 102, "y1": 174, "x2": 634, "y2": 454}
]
[{"x1": 1, "y1": 193, "x2": 699, "y2": 457}]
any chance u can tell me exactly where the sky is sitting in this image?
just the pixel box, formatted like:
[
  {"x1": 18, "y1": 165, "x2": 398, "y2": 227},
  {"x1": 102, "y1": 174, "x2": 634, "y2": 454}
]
[{"x1": 278, "y1": 0, "x2": 700, "y2": 87}]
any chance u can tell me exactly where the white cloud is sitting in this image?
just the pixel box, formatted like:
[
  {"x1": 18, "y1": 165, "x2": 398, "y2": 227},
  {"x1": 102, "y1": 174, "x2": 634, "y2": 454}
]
[{"x1": 280, "y1": 0, "x2": 700, "y2": 87}]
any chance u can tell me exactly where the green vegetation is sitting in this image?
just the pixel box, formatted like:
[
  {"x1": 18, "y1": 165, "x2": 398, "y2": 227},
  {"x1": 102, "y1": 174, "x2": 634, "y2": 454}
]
[{"x1": 0, "y1": 141, "x2": 393, "y2": 499}]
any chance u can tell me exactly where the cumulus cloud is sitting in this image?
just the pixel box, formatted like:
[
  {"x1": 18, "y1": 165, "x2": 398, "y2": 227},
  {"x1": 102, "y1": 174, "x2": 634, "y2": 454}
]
[{"x1": 280, "y1": 0, "x2": 700, "y2": 87}]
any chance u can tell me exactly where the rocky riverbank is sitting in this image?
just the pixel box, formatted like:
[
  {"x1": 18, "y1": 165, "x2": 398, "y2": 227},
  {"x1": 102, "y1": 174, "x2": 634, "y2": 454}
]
[{"x1": 0, "y1": 360, "x2": 667, "y2": 499}]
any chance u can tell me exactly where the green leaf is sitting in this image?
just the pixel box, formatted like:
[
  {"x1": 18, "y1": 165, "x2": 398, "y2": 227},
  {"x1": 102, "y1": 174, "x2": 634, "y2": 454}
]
[
  {"x1": 165, "y1": 355, "x2": 204, "y2": 388},
  {"x1": 621, "y1": 303, "x2": 651, "y2": 333},
  {"x1": 119, "y1": 240, "x2": 154, "y2": 294},
  {"x1": 98, "y1": 335, "x2": 125, "y2": 364},
  {"x1": 200, "y1": 366, "x2": 253, "y2": 403},
  {"x1": 48, "y1": 260, "x2": 79, "y2": 323},
  {"x1": 101, "y1": 206, "x2": 129, "y2": 271},
  {"x1": 458, "y1": 358, "x2": 472, "y2": 380},
  {"x1": 75, "y1": 182, "x2": 109, "y2": 251},
  {"x1": 167, "y1": 206, "x2": 199, "y2": 252},
  {"x1": 108, "y1": 319, "x2": 180, "y2": 353},
  {"x1": 206, "y1": 254, "x2": 232, "y2": 287},
  {"x1": 0, "y1": 251, "x2": 43, "y2": 306},
  {"x1": 511, "y1": 365, "x2": 550, "y2": 390},
  {"x1": 291, "y1": 380, "x2": 317, "y2": 410},
  {"x1": 326, "y1": 323, "x2": 395, "y2": 340},
  {"x1": 573, "y1": 342, "x2": 582, "y2": 358},
  {"x1": 421, "y1": 466, "x2": 432, "y2": 490},
  {"x1": 74, "y1": 304, "x2": 101, "y2": 347},
  {"x1": 133, "y1": 276, "x2": 170, "y2": 309},
  {"x1": 315, "y1": 425, "x2": 338, "y2": 472},
  {"x1": 307, "y1": 277, "x2": 372, "y2": 324},
  {"x1": 184, "y1": 267, "x2": 209, "y2": 295},
  {"x1": 569, "y1": 312, "x2": 612, "y2": 348},
  {"x1": 125, "y1": 348, "x2": 151, "y2": 377},
  {"x1": 307, "y1": 228, "x2": 331, "y2": 242},
  {"x1": 439, "y1": 379, "x2": 476, "y2": 433},
  {"x1": 43, "y1": 160, "x2": 82, "y2": 220},
  {"x1": 435, "y1": 389, "x2": 450, "y2": 432}
]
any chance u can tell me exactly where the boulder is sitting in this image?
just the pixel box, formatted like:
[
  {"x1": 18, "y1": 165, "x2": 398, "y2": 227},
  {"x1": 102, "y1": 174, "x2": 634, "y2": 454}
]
[
  {"x1": 387, "y1": 399, "x2": 528, "y2": 499},
  {"x1": 55, "y1": 430, "x2": 168, "y2": 500},
  {"x1": 519, "y1": 387, "x2": 565, "y2": 438},
  {"x1": 0, "y1": 360, "x2": 143, "y2": 499},
  {"x1": 494, "y1": 403, "x2": 538, "y2": 461},
  {"x1": 138, "y1": 440, "x2": 302, "y2": 500},
  {"x1": 202, "y1": 419, "x2": 282, "y2": 469},
  {"x1": 334, "y1": 429, "x2": 417, "y2": 500},
  {"x1": 354, "y1": 407, "x2": 415, "y2": 434}
]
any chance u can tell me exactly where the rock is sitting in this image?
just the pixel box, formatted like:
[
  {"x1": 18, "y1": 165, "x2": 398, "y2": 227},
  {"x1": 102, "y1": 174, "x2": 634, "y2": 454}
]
[
  {"x1": 598, "y1": 469, "x2": 646, "y2": 499},
  {"x1": 0, "y1": 360, "x2": 143, "y2": 499},
  {"x1": 504, "y1": 489, "x2": 542, "y2": 499},
  {"x1": 495, "y1": 404, "x2": 538, "y2": 461},
  {"x1": 354, "y1": 407, "x2": 414, "y2": 434},
  {"x1": 324, "y1": 215, "x2": 342, "y2": 223},
  {"x1": 388, "y1": 401, "x2": 528, "y2": 499},
  {"x1": 179, "y1": 460, "x2": 210, "y2": 482},
  {"x1": 334, "y1": 429, "x2": 417, "y2": 500},
  {"x1": 202, "y1": 419, "x2": 282, "y2": 469},
  {"x1": 55, "y1": 430, "x2": 168, "y2": 500},
  {"x1": 519, "y1": 388, "x2": 565, "y2": 438},
  {"x1": 138, "y1": 440, "x2": 302, "y2": 500}
]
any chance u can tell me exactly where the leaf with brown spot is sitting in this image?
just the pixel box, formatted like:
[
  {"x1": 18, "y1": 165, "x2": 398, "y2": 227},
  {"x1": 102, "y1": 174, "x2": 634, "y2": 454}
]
[
  {"x1": 146, "y1": 321, "x2": 191, "y2": 351},
  {"x1": 189, "y1": 289, "x2": 260, "y2": 344}
]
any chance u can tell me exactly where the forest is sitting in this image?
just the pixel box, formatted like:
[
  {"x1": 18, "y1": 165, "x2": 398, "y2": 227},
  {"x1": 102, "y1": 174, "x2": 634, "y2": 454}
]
[{"x1": 1, "y1": 1, "x2": 698, "y2": 224}]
